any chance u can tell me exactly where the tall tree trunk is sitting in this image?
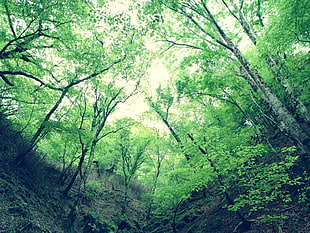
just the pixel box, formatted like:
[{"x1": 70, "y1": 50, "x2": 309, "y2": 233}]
[
  {"x1": 187, "y1": 133, "x2": 252, "y2": 232},
  {"x1": 14, "y1": 58, "x2": 124, "y2": 165},
  {"x1": 203, "y1": 4, "x2": 310, "y2": 156},
  {"x1": 265, "y1": 54, "x2": 310, "y2": 125},
  {"x1": 82, "y1": 138, "x2": 98, "y2": 184},
  {"x1": 149, "y1": 100, "x2": 192, "y2": 160},
  {"x1": 63, "y1": 148, "x2": 87, "y2": 196},
  {"x1": 15, "y1": 87, "x2": 70, "y2": 165},
  {"x1": 227, "y1": 1, "x2": 310, "y2": 126}
]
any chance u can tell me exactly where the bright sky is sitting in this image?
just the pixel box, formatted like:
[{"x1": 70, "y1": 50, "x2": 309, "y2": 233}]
[
  {"x1": 111, "y1": 59, "x2": 170, "y2": 121},
  {"x1": 104, "y1": 0, "x2": 252, "y2": 124},
  {"x1": 147, "y1": 59, "x2": 170, "y2": 96},
  {"x1": 94, "y1": 1, "x2": 171, "y2": 123}
]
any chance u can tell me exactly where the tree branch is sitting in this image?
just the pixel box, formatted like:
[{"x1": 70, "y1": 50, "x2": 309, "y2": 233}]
[
  {"x1": 221, "y1": 0, "x2": 239, "y2": 22},
  {"x1": 182, "y1": 10, "x2": 234, "y2": 52},
  {"x1": 0, "y1": 73, "x2": 14, "y2": 86},
  {"x1": 159, "y1": 38, "x2": 203, "y2": 50},
  {"x1": 4, "y1": 0, "x2": 17, "y2": 38},
  {"x1": 98, "y1": 124, "x2": 134, "y2": 141},
  {"x1": 0, "y1": 71, "x2": 62, "y2": 90},
  {"x1": 67, "y1": 55, "x2": 126, "y2": 88},
  {"x1": 0, "y1": 28, "x2": 41, "y2": 57}
]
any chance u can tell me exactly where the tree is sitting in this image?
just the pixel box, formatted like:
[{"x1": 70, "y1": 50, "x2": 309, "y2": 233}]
[
  {"x1": 0, "y1": 0, "x2": 151, "y2": 167},
  {"x1": 115, "y1": 120, "x2": 151, "y2": 212},
  {"x1": 0, "y1": 0, "x2": 87, "y2": 86},
  {"x1": 142, "y1": 0, "x2": 310, "y2": 158},
  {"x1": 1, "y1": 0, "x2": 309, "y2": 232},
  {"x1": 142, "y1": 132, "x2": 166, "y2": 219},
  {"x1": 146, "y1": 81, "x2": 306, "y2": 231},
  {"x1": 62, "y1": 80, "x2": 139, "y2": 196},
  {"x1": 148, "y1": 85, "x2": 252, "y2": 229},
  {"x1": 15, "y1": 57, "x2": 125, "y2": 165}
]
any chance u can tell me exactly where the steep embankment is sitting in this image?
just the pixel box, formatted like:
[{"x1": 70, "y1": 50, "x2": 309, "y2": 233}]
[
  {"x1": 1, "y1": 112, "x2": 310, "y2": 233},
  {"x1": 0, "y1": 113, "x2": 147, "y2": 233}
]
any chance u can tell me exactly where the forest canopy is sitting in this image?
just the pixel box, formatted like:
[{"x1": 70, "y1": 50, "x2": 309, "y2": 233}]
[{"x1": 0, "y1": 0, "x2": 309, "y2": 232}]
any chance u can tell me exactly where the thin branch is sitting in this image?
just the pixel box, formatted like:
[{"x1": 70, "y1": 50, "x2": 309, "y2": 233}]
[
  {"x1": 186, "y1": 24, "x2": 220, "y2": 48},
  {"x1": 249, "y1": 89, "x2": 277, "y2": 125},
  {"x1": 0, "y1": 28, "x2": 40, "y2": 56},
  {"x1": 160, "y1": 43, "x2": 176, "y2": 55},
  {"x1": 17, "y1": 18, "x2": 37, "y2": 38},
  {"x1": 182, "y1": 9, "x2": 233, "y2": 52},
  {"x1": 0, "y1": 28, "x2": 59, "y2": 59},
  {"x1": 67, "y1": 55, "x2": 126, "y2": 88},
  {"x1": 159, "y1": 38, "x2": 203, "y2": 50},
  {"x1": 4, "y1": 0, "x2": 17, "y2": 38},
  {"x1": 295, "y1": 33, "x2": 310, "y2": 43},
  {"x1": 0, "y1": 73, "x2": 14, "y2": 86},
  {"x1": 239, "y1": 0, "x2": 244, "y2": 11},
  {"x1": 98, "y1": 124, "x2": 134, "y2": 141},
  {"x1": 221, "y1": 0, "x2": 239, "y2": 21},
  {"x1": 256, "y1": 0, "x2": 265, "y2": 27},
  {"x1": 0, "y1": 71, "x2": 62, "y2": 90},
  {"x1": 191, "y1": 91, "x2": 237, "y2": 105}
]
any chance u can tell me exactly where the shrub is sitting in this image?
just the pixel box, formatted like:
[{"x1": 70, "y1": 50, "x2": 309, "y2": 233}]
[{"x1": 83, "y1": 212, "x2": 116, "y2": 233}]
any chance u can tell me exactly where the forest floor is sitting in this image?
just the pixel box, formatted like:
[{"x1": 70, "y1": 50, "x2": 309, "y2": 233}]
[
  {"x1": 0, "y1": 151, "x2": 148, "y2": 233},
  {"x1": 0, "y1": 114, "x2": 309, "y2": 233},
  {"x1": 0, "y1": 115, "x2": 147, "y2": 233}
]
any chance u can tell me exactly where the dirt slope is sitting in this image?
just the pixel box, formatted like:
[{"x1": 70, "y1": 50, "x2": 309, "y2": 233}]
[{"x1": 0, "y1": 114, "x2": 147, "y2": 233}]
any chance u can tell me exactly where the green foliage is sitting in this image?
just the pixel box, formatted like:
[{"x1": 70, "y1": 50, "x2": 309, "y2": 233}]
[
  {"x1": 116, "y1": 122, "x2": 152, "y2": 187},
  {"x1": 83, "y1": 212, "x2": 116, "y2": 233},
  {"x1": 1, "y1": 0, "x2": 309, "y2": 232},
  {"x1": 82, "y1": 181, "x2": 102, "y2": 199},
  {"x1": 263, "y1": 0, "x2": 310, "y2": 52},
  {"x1": 8, "y1": 204, "x2": 31, "y2": 218},
  {"x1": 228, "y1": 152, "x2": 302, "y2": 212}
]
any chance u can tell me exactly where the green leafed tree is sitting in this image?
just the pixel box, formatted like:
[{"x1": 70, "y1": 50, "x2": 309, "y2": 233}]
[
  {"x1": 142, "y1": 0, "x2": 310, "y2": 158},
  {"x1": 0, "y1": 0, "x2": 151, "y2": 167}
]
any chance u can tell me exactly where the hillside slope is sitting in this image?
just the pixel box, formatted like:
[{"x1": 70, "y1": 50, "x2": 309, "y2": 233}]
[
  {"x1": 1, "y1": 113, "x2": 310, "y2": 233},
  {"x1": 0, "y1": 113, "x2": 147, "y2": 233}
]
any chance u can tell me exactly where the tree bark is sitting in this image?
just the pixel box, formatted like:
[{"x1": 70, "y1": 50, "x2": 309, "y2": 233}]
[
  {"x1": 15, "y1": 87, "x2": 70, "y2": 165},
  {"x1": 14, "y1": 57, "x2": 125, "y2": 165},
  {"x1": 227, "y1": 1, "x2": 310, "y2": 126},
  {"x1": 202, "y1": 3, "x2": 310, "y2": 156},
  {"x1": 149, "y1": 100, "x2": 192, "y2": 160},
  {"x1": 63, "y1": 148, "x2": 87, "y2": 196}
]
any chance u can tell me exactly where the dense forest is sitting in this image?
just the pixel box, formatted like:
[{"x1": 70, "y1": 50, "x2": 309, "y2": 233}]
[{"x1": 0, "y1": 0, "x2": 309, "y2": 232}]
